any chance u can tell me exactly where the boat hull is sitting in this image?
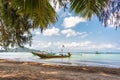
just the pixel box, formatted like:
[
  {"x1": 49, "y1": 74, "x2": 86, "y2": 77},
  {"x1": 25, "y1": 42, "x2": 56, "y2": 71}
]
[{"x1": 32, "y1": 52, "x2": 71, "y2": 58}]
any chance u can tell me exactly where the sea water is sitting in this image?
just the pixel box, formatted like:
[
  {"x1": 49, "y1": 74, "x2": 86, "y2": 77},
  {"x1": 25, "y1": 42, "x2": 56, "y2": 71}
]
[{"x1": 0, "y1": 52, "x2": 120, "y2": 68}]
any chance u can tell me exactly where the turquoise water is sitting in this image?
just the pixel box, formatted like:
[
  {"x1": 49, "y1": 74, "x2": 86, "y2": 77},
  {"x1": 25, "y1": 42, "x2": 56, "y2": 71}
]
[{"x1": 0, "y1": 52, "x2": 120, "y2": 68}]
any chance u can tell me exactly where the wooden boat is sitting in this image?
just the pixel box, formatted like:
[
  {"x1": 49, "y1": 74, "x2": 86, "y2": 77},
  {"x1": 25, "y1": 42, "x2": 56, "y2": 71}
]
[{"x1": 32, "y1": 52, "x2": 71, "y2": 58}]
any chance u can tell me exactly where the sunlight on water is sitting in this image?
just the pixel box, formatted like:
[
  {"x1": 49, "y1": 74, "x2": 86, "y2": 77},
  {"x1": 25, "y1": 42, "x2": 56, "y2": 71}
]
[{"x1": 0, "y1": 52, "x2": 120, "y2": 68}]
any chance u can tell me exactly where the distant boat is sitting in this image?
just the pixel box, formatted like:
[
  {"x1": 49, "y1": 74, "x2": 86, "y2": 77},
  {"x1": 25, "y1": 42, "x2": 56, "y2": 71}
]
[
  {"x1": 95, "y1": 51, "x2": 100, "y2": 54},
  {"x1": 32, "y1": 52, "x2": 71, "y2": 58}
]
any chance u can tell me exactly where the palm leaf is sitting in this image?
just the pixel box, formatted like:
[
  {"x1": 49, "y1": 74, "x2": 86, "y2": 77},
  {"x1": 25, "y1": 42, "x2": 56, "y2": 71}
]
[{"x1": 70, "y1": 0, "x2": 109, "y2": 19}]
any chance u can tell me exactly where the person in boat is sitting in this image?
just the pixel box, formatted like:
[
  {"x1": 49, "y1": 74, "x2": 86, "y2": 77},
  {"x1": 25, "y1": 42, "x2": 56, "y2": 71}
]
[
  {"x1": 59, "y1": 53, "x2": 63, "y2": 56},
  {"x1": 67, "y1": 52, "x2": 71, "y2": 56},
  {"x1": 59, "y1": 52, "x2": 71, "y2": 57}
]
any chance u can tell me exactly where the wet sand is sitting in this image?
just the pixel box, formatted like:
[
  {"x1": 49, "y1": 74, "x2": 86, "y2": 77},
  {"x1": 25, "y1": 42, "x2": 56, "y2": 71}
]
[{"x1": 0, "y1": 59, "x2": 120, "y2": 80}]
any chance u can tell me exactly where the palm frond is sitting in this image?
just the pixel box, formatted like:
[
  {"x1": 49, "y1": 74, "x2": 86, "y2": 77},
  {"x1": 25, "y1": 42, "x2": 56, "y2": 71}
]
[{"x1": 70, "y1": 0, "x2": 109, "y2": 19}]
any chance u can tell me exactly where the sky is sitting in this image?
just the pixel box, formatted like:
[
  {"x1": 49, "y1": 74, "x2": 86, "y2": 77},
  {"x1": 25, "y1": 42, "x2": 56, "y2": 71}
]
[{"x1": 26, "y1": 6, "x2": 120, "y2": 52}]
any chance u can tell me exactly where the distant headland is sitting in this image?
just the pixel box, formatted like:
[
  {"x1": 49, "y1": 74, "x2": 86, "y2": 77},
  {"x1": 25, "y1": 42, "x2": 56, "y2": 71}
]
[{"x1": 0, "y1": 47, "x2": 40, "y2": 52}]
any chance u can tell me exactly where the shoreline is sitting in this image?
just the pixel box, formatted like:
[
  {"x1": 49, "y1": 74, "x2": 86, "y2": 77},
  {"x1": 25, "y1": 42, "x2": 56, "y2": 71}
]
[
  {"x1": 0, "y1": 59, "x2": 120, "y2": 80},
  {"x1": 3, "y1": 58, "x2": 120, "y2": 69}
]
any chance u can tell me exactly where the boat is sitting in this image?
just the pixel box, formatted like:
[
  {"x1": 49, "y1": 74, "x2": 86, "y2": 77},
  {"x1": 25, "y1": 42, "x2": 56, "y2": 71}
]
[
  {"x1": 32, "y1": 52, "x2": 71, "y2": 58},
  {"x1": 95, "y1": 51, "x2": 100, "y2": 54}
]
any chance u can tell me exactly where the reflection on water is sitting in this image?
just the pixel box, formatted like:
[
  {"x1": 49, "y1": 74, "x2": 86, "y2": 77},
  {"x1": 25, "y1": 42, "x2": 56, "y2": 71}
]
[{"x1": 0, "y1": 52, "x2": 120, "y2": 68}]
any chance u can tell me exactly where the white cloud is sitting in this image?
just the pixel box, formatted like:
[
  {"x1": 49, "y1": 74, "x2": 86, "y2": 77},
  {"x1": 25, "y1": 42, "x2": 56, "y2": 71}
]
[
  {"x1": 53, "y1": 41, "x2": 117, "y2": 50},
  {"x1": 63, "y1": 41, "x2": 91, "y2": 48},
  {"x1": 90, "y1": 44, "x2": 116, "y2": 49},
  {"x1": 61, "y1": 29, "x2": 88, "y2": 38},
  {"x1": 27, "y1": 41, "x2": 92, "y2": 50},
  {"x1": 56, "y1": 42, "x2": 117, "y2": 51},
  {"x1": 49, "y1": 0, "x2": 61, "y2": 12},
  {"x1": 61, "y1": 29, "x2": 77, "y2": 37},
  {"x1": 117, "y1": 48, "x2": 120, "y2": 50},
  {"x1": 54, "y1": 41, "x2": 92, "y2": 49},
  {"x1": 63, "y1": 16, "x2": 86, "y2": 28},
  {"x1": 78, "y1": 32, "x2": 89, "y2": 38},
  {"x1": 35, "y1": 31, "x2": 40, "y2": 35},
  {"x1": 60, "y1": 12, "x2": 72, "y2": 18},
  {"x1": 43, "y1": 27, "x2": 60, "y2": 36},
  {"x1": 42, "y1": 42, "x2": 52, "y2": 48},
  {"x1": 26, "y1": 41, "x2": 52, "y2": 49},
  {"x1": 26, "y1": 40, "x2": 118, "y2": 52}
]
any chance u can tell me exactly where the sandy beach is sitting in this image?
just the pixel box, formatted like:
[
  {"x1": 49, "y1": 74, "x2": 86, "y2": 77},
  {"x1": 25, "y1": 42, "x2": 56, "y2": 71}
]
[{"x1": 0, "y1": 59, "x2": 120, "y2": 80}]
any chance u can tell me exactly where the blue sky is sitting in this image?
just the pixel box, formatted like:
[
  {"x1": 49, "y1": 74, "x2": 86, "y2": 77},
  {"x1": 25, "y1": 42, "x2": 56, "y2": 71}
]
[{"x1": 26, "y1": 7, "x2": 120, "y2": 52}]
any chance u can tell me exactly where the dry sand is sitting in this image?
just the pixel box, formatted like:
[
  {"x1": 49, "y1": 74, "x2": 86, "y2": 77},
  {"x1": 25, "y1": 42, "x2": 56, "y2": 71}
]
[{"x1": 0, "y1": 59, "x2": 120, "y2": 80}]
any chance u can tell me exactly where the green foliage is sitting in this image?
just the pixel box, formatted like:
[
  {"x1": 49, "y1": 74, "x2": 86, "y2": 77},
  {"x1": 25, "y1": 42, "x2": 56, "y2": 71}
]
[
  {"x1": 10, "y1": 0, "x2": 57, "y2": 31},
  {"x1": 70, "y1": 0, "x2": 109, "y2": 19},
  {"x1": 0, "y1": 2, "x2": 32, "y2": 49},
  {"x1": 0, "y1": 0, "x2": 57, "y2": 49}
]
